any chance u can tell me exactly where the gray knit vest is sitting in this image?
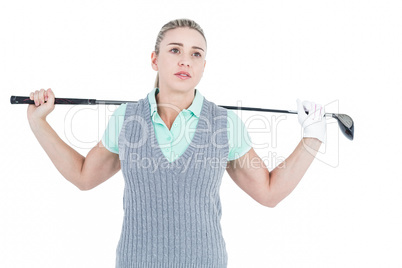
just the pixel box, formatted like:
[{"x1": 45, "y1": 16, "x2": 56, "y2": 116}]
[{"x1": 117, "y1": 95, "x2": 229, "y2": 268}]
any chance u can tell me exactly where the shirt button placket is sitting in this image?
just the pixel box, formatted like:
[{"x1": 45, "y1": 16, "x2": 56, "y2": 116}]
[{"x1": 166, "y1": 135, "x2": 172, "y2": 152}]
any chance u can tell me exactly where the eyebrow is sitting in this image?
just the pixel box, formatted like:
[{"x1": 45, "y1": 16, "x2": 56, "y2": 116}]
[{"x1": 167, "y1": 42, "x2": 205, "y2": 52}]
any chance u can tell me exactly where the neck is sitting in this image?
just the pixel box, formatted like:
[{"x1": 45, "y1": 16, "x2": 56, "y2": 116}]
[{"x1": 155, "y1": 87, "x2": 196, "y2": 128}]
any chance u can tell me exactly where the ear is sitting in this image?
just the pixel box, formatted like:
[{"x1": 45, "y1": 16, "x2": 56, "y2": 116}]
[{"x1": 151, "y1": 51, "x2": 158, "y2": 71}]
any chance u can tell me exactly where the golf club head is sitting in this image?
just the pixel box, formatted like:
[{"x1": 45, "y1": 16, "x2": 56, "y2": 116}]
[{"x1": 332, "y1": 114, "x2": 354, "y2": 140}]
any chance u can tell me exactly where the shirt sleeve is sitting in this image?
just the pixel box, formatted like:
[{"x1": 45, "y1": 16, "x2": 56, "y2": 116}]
[
  {"x1": 101, "y1": 103, "x2": 127, "y2": 154},
  {"x1": 227, "y1": 110, "x2": 253, "y2": 161}
]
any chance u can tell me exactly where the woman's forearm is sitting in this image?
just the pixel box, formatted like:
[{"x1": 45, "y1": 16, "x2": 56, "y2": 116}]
[
  {"x1": 28, "y1": 118, "x2": 85, "y2": 189},
  {"x1": 268, "y1": 138, "x2": 322, "y2": 205}
]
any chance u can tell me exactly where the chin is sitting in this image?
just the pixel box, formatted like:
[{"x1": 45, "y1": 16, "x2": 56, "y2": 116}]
[{"x1": 172, "y1": 82, "x2": 197, "y2": 93}]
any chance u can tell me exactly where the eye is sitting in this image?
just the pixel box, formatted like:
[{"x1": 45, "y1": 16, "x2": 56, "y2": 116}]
[{"x1": 169, "y1": 48, "x2": 202, "y2": 57}]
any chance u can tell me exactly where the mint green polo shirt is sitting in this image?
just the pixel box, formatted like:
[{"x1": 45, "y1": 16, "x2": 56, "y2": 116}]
[{"x1": 101, "y1": 88, "x2": 252, "y2": 162}]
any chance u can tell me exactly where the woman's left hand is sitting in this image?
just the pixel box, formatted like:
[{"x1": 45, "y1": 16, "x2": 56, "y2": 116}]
[{"x1": 296, "y1": 99, "x2": 326, "y2": 143}]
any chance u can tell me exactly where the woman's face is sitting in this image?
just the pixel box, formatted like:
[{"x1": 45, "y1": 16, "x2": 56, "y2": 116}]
[{"x1": 151, "y1": 27, "x2": 207, "y2": 93}]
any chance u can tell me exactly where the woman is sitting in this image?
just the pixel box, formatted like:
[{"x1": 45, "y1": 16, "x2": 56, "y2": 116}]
[{"x1": 27, "y1": 18, "x2": 325, "y2": 268}]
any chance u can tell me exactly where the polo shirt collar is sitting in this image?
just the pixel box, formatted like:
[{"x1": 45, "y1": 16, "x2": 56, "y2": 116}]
[{"x1": 148, "y1": 87, "x2": 204, "y2": 118}]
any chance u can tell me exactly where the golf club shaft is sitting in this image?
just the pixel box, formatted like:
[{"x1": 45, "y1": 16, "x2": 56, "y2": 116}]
[{"x1": 10, "y1": 95, "x2": 334, "y2": 117}]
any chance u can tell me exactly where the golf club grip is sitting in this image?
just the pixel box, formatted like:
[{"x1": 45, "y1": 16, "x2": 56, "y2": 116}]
[{"x1": 10, "y1": 96, "x2": 96, "y2": 105}]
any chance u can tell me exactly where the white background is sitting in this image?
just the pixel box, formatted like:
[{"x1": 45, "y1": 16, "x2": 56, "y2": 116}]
[{"x1": 1, "y1": 0, "x2": 401, "y2": 267}]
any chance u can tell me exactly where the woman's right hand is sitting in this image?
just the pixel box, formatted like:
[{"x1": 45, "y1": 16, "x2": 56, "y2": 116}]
[{"x1": 27, "y1": 88, "x2": 56, "y2": 122}]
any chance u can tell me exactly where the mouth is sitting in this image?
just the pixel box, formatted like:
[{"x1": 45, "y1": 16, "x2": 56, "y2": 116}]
[{"x1": 174, "y1": 71, "x2": 191, "y2": 80}]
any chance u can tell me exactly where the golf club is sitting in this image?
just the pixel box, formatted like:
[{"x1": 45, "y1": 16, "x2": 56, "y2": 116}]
[{"x1": 10, "y1": 95, "x2": 354, "y2": 140}]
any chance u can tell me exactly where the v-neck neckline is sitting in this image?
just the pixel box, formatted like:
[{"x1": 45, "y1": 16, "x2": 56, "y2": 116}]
[{"x1": 144, "y1": 97, "x2": 208, "y2": 172}]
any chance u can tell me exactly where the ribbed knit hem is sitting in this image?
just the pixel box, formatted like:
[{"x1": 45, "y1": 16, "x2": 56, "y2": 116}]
[{"x1": 116, "y1": 262, "x2": 227, "y2": 268}]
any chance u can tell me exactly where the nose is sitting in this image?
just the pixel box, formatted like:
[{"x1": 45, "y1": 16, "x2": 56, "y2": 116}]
[{"x1": 178, "y1": 54, "x2": 191, "y2": 67}]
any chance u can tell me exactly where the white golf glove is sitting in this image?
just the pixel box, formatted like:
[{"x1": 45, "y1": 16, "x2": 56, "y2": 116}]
[{"x1": 296, "y1": 99, "x2": 326, "y2": 143}]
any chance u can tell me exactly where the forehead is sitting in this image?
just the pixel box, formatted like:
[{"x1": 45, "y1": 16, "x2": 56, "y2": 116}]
[{"x1": 161, "y1": 27, "x2": 206, "y2": 49}]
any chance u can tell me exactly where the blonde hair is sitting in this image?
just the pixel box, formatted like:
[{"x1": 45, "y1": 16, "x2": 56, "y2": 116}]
[{"x1": 153, "y1": 18, "x2": 207, "y2": 89}]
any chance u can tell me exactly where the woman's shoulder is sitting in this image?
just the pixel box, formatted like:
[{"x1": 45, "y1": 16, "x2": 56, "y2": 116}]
[
  {"x1": 226, "y1": 109, "x2": 253, "y2": 161},
  {"x1": 114, "y1": 103, "x2": 128, "y2": 115},
  {"x1": 226, "y1": 109, "x2": 244, "y2": 125}
]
